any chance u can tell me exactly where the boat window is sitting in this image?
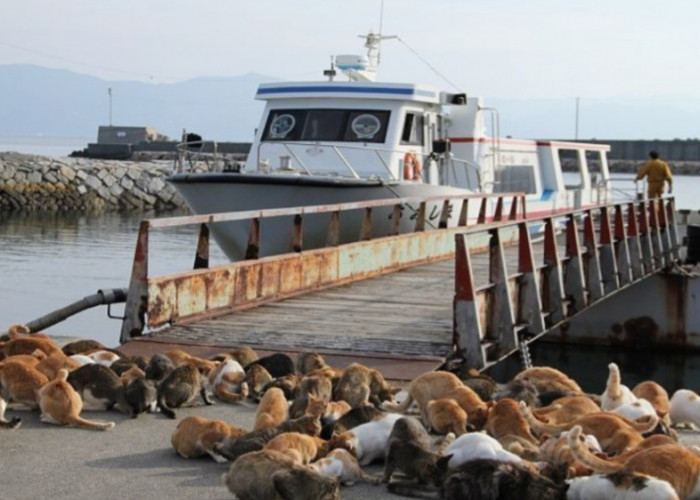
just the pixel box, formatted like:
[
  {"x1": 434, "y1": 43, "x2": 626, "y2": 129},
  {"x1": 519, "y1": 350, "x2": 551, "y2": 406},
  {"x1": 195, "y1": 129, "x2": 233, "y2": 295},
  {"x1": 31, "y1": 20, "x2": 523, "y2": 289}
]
[
  {"x1": 493, "y1": 166, "x2": 537, "y2": 194},
  {"x1": 559, "y1": 149, "x2": 583, "y2": 188},
  {"x1": 400, "y1": 112, "x2": 424, "y2": 145},
  {"x1": 262, "y1": 108, "x2": 390, "y2": 143}
]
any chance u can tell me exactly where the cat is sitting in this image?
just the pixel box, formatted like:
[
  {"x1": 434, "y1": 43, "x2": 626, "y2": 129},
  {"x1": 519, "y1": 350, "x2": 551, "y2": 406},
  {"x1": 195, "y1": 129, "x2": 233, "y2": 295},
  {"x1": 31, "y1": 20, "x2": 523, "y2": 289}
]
[
  {"x1": 245, "y1": 353, "x2": 296, "y2": 378},
  {"x1": 110, "y1": 356, "x2": 149, "y2": 377},
  {"x1": 215, "y1": 414, "x2": 322, "y2": 462},
  {"x1": 211, "y1": 346, "x2": 258, "y2": 367},
  {"x1": 245, "y1": 363, "x2": 274, "y2": 401},
  {"x1": 520, "y1": 401, "x2": 659, "y2": 455},
  {"x1": 289, "y1": 375, "x2": 334, "y2": 418},
  {"x1": 124, "y1": 375, "x2": 157, "y2": 417},
  {"x1": 382, "y1": 371, "x2": 489, "y2": 430},
  {"x1": 144, "y1": 353, "x2": 175, "y2": 383},
  {"x1": 309, "y1": 448, "x2": 383, "y2": 485},
  {"x1": 567, "y1": 424, "x2": 700, "y2": 499},
  {"x1": 0, "y1": 350, "x2": 47, "y2": 366},
  {"x1": 163, "y1": 349, "x2": 217, "y2": 373},
  {"x1": 320, "y1": 402, "x2": 383, "y2": 439},
  {"x1": 387, "y1": 458, "x2": 568, "y2": 500},
  {"x1": 670, "y1": 389, "x2": 700, "y2": 428},
  {"x1": 254, "y1": 387, "x2": 289, "y2": 430},
  {"x1": 61, "y1": 338, "x2": 105, "y2": 356},
  {"x1": 264, "y1": 431, "x2": 329, "y2": 464},
  {"x1": 633, "y1": 380, "x2": 672, "y2": 425},
  {"x1": 297, "y1": 352, "x2": 330, "y2": 374},
  {"x1": 156, "y1": 363, "x2": 213, "y2": 419},
  {"x1": 327, "y1": 412, "x2": 403, "y2": 466},
  {"x1": 383, "y1": 417, "x2": 452, "y2": 485},
  {"x1": 334, "y1": 362, "x2": 399, "y2": 408},
  {"x1": 0, "y1": 330, "x2": 62, "y2": 359},
  {"x1": 485, "y1": 398, "x2": 540, "y2": 448},
  {"x1": 221, "y1": 449, "x2": 340, "y2": 500},
  {"x1": 171, "y1": 415, "x2": 247, "y2": 463},
  {"x1": 35, "y1": 351, "x2": 82, "y2": 380},
  {"x1": 567, "y1": 471, "x2": 680, "y2": 500},
  {"x1": 66, "y1": 363, "x2": 132, "y2": 414},
  {"x1": 426, "y1": 398, "x2": 467, "y2": 436},
  {"x1": 461, "y1": 368, "x2": 500, "y2": 402},
  {"x1": 532, "y1": 395, "x2": 601, "y2": 425},
  {"x1": 119, "y1": 365, "x2": 146, "y2": 386},
  {"x1": 68, "y1": 354, "x2": 96, "y2": 367},
  {"x1": 0, "y1": 359, "x2": 49, "y2": 409},
  {"x1": 85, "y1": 350, "x2": 120, "y2": 367},
  {"x1": 321, "y1": 399, "x2": 352, "y2": 425},
  {"x1": 207, "y1": 358, "x2": 248, "y2": 404},
  {"x1": 601, "y1": 363, "x2": 638, "y2": 411},
  {"x1": 514, "y1": 366, "x2": 583, "y2": 396},
  {"x1": 443, "y1": 431, "x2": 524, "y2": 469},
  {"x1": 493, "y1": 378, "x2": 540, "y2": 408},
  {"x1": 0, "y1": 395, "x2": 22, "y2": 429},
  {"x1": 263, "y1": 374, "x2": 300, "y2": 400},
  {"x1": 37, "y1": 369, "x2": 115, "y2": 430}
]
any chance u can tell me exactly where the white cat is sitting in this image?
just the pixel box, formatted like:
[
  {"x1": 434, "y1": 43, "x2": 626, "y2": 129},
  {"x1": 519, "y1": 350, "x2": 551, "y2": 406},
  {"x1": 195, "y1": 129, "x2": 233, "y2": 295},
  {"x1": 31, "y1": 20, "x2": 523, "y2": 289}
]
[
  {"x1": 309, "y1": 448, "x2": 382, "y2": 485},
  {"x1": 328, "y1": 412, "x2": 402, "y2": 466},
  {"x1": 443, "y1": 431, "x2": 522, "y2": 469},
  {"x1": 600, "y1": 363, "x2": 637, "y2": 411},
  {"x1": 567, "y1": 471, "x2": 679, "y2": 499},
  {"x1": 611, "y1": 398, "x2": 657, "y2": 421},
  {"x1": 670, "y1": 388, "x2": 700, "y2": 428}
]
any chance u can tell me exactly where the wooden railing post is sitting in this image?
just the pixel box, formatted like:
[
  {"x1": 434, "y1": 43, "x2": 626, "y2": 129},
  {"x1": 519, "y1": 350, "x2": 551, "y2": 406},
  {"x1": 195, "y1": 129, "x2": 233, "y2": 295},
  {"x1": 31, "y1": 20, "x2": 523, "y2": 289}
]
[{"x1": 453, "y1": 234, "x2": 486, "y2": 370}]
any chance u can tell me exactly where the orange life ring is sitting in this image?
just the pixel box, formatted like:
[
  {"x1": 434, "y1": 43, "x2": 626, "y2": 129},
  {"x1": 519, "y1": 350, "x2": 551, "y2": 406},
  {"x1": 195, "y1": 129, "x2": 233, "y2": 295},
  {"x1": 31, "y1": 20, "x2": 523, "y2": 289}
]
[{"x1": 403, "y1": 152, "x2": 422, "y2": 181}]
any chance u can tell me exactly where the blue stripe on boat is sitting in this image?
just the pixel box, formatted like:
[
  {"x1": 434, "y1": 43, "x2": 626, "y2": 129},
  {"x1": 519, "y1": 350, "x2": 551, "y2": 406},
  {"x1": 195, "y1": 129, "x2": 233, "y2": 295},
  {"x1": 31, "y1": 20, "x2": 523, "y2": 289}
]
[{"x1": 257, "y1": 86, "x2": 436, "y2": 98}]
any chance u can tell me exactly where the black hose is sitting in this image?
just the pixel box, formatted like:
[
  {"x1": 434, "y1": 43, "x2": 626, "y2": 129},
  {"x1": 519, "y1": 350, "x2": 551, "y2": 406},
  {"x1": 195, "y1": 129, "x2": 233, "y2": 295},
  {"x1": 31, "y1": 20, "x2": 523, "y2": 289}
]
[{"x1": 25, "y1": 288, "x2": 128, "y2": 333}]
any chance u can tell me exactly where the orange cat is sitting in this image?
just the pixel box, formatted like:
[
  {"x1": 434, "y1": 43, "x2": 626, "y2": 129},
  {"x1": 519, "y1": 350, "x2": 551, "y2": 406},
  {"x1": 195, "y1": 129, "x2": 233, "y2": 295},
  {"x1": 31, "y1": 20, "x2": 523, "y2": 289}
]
[
  {"x1": 171, "y1": 415, "x2": 247, "y2": 463},
  {"x1": 513, "y1": 366, "x2": 583, "y2": 395},
  {"x1": 520, "y1": 401, "x2": 658, "y2": 455},
  {"x1": 334, "y1": 362, "x2": 399, "y2": 408},
  {"x1": 425, "y1": 398, "x2": 468, "y2": 436},
  {"x1": 163, "y1": 349, "x2": 217, "y2": 373},
  {"x1": 532, "y1": 395, "x2": 600, "y2": 425},
  {"x1": 264, "y1": 431, "x2": 329, "y2": 464},
  {"x1": 485, "y1": 398, "x2": 539, "y2": 447},
  {"x1": 35, "y1": 351, "x2": 81, "y2": 380},
  {"x1": 633, "y1": 380, "x2": 671, "y2": 425},
  {"x1": 382, "y1": 371, "x2": 489, "y2": 430},
  {"x1": 37, "y1": 369, "x2": 115, "y2": 431},
  {"x1": 567, "y1": 425, "x2": 700, "y2": 499},
  {"x1": 254, "y1": 387, "x2": 289, "y2": 430},
  {"x1": 0, "y1": 331, "x2": 62, "y2": 359},
  {"x1": 0, "y1": 359, "x2": 49, "y2": 409},
  {"x1": 322, "y1": 400, "x2": 352, "y2": 425}
]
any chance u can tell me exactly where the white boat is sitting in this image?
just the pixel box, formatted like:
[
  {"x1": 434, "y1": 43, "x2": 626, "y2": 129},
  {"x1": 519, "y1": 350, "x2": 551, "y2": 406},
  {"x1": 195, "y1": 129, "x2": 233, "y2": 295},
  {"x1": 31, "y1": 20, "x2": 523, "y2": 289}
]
[{"x1": 169, "y1": 32, "x2": 614, "y2": 261}]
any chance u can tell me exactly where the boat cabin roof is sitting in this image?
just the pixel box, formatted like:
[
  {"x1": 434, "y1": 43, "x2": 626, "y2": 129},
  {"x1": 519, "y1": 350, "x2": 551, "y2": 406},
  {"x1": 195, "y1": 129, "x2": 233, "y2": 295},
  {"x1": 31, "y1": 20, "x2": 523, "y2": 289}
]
[{"x1": 255, "y1": 81, "x2": 442, "y2": 104}]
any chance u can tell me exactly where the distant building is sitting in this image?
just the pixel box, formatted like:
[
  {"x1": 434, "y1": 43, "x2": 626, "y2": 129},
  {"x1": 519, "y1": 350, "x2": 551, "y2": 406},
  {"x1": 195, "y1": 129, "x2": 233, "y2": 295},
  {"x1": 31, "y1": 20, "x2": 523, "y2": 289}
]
[{"x1": 97, "y1": 126, "x2": 166, "y2": 145}]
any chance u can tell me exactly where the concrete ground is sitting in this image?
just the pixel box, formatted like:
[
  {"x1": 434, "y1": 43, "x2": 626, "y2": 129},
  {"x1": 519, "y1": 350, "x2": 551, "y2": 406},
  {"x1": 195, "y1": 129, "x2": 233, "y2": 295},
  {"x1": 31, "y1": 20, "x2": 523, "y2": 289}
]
[{"x1": 0, "y1": 401, "x2": 396, "y2": 500}]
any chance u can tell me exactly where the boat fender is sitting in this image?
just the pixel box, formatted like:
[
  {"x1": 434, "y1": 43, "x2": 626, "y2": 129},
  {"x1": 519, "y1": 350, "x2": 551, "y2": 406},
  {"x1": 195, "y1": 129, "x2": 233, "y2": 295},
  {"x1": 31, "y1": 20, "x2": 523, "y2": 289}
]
[{"x1": 403, "y1": 152, "x2": 422, "y2": 181}]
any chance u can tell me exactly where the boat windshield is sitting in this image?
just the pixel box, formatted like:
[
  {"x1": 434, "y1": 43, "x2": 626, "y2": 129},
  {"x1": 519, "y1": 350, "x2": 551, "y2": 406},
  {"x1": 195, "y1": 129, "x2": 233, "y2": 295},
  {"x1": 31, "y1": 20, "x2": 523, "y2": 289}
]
[{"x1": 262, "y1": 109, "x2": 390, "y2": 143}]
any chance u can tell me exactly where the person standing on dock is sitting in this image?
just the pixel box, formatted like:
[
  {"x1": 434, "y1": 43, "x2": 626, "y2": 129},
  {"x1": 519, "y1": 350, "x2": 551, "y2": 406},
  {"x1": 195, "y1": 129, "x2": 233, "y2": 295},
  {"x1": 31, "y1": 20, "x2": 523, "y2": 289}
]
[{"x1": 635, "y1": 150, "x2": 673, "y2": 198}]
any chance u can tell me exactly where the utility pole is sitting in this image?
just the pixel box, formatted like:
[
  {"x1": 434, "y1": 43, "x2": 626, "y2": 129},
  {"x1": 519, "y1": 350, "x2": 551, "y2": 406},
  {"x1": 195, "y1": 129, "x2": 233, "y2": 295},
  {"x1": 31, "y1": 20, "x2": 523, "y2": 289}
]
[
  {"x1": 108, "y1": 87, "x2": 113, "y2": 127},
  {"x1": 574, "y1": 97, "x2": 580, "y2": 140}
]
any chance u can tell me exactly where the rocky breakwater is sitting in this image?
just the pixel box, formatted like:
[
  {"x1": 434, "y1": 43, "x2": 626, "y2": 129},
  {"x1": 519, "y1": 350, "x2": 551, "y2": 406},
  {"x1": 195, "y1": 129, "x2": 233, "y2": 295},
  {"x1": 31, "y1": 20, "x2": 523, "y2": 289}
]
[{"x1": 0, "y1": 153, "x2": 206, "y2": 212}]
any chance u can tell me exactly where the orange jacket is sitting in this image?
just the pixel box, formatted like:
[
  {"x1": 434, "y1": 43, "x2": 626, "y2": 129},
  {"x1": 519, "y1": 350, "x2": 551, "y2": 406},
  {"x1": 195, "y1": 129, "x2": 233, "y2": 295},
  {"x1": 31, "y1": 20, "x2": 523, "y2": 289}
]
[{"x1": 635, "y1": 159, "x2": 672, "y2": 185}]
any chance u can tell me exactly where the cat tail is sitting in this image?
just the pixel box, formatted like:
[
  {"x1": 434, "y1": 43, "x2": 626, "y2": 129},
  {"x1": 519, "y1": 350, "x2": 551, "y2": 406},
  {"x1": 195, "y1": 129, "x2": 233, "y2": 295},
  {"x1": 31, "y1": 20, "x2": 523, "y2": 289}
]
[
  {"x1": 627, "y1": 413, "x2": 659, "y2": 434},
  {"x1": 606, "y1": 363, "x2": 622, "y2": 399},
  {"x1": 386, "y1": 481, "x2": 440, "y2": 499},
  {"x1": 437, "y1": 432, "x2": 456, "y2": 455},
  {"x1": 380, "y1": 392, "x2": 414, "y2": 412},
  {"x1": 566, "y1": 425, "x2": 623, "y2": 474},
  {"x1": 519, "y1": 400, "x2": 570, "y2": 436},
  {"x1": 8, "y1": 324, "x2": 31, "y2": 339},
  {"x1": 66, "y1": 414, "x2": 116, "y2": 431},
  {"x1": 157, "y1": 392, "x2": 177, "y2": 419},
  {"x1": 214, "y1": 381, "x2": 249, "y2": 404}
]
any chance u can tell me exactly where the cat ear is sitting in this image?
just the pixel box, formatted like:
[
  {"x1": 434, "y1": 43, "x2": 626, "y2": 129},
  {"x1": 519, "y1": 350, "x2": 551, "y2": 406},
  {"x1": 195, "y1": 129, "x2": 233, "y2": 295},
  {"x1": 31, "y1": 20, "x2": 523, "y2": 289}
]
[{"x1": 437, "y1": 454, "x2": 453, "y2": 468}]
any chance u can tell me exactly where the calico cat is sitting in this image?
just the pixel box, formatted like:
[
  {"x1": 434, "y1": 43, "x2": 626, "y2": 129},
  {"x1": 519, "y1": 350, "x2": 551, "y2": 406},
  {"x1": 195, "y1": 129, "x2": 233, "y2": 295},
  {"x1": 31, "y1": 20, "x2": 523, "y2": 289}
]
[
  {"x1": 382, "y1": 371, "x2": 489, "y2": 430},
  {"x1": 387, "y1": 458, "x2": 568, "y2": 500},
  {"x1": 520, "y1": 401, "x2": 659, "y2": 455},
  {"x1": 215, "y1": 414, "x2": 321, "y2": 461},
  {"x1": 426, "y1": 398, "x2": 467, "y2": 436},
  {"x1": 383, "y1": 417, "x2": 452, "y2": 485},
  {"x1": 37, "y1": 369, "x2": 115, "y2": 430},
  {"x1": 0, "y1": 359, "x2": 49, "y2": 409},
  {"x1": 245, "y1": 353, "x2": 295, "y2": 378},
  {"x1": 171, "y1": 415, "x2": 246, "y2": 463},
  {"x1": 254, "y1": 387, "x2": 289, "y2": 430},
  {"x1": 264, "y1": 431, "x2": 329, "y2": 464},
  {"x1": 0, "y1": 396, "x2": 22, "y2": 429},
  {"x1": 156, "y1": 363, "x2": 213, "y2": 419},
  {"x1": 245, "y1": 363, "x2": 274, "y2": 401},
  {"x1": 567, "y1": 425, "x2": 699, "y2": 499},
  {"x1": 334, "y1": 362, "x2": 399, "y2": 408},
  {"x1": 309, "y1": 448, "x2": 382, "y2": 485},
  {"x1": 567, "y1": 471, "x2": 680, "y2": 500},
  {"x1": 207, "y1": 358, "x2": 248, "y2": 404},
  {"x1": 66, "y1": 363, "x2": 131, "y2": 414},
  {"x1": 327, "y1": 412, "x2": 403, "y2": 466},
  {"x1": 221, "y1": 449, "x2": 340, "y2": 500}
]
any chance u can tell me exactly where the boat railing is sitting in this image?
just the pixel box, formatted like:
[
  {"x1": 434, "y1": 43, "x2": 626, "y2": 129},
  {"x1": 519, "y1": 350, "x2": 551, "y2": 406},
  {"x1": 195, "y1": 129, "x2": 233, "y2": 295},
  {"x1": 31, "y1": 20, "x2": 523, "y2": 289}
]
[{"x1": 172, "y1": 138, "x2": 243, "y2": 174}]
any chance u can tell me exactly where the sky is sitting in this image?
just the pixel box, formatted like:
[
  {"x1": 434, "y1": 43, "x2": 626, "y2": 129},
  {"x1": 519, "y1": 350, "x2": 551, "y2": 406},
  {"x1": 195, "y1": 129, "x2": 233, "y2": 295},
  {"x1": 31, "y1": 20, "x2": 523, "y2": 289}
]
[{"x1": 1, "y1": 0, "x2": 699, "y2": 100}]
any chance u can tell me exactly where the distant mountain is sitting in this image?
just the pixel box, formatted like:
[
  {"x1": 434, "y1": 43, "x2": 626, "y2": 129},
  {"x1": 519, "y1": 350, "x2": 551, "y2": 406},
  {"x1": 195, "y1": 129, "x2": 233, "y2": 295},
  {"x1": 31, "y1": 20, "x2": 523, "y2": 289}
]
[{"x1": 1, "y1": 64, "x2": 698, "y2": 142}]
